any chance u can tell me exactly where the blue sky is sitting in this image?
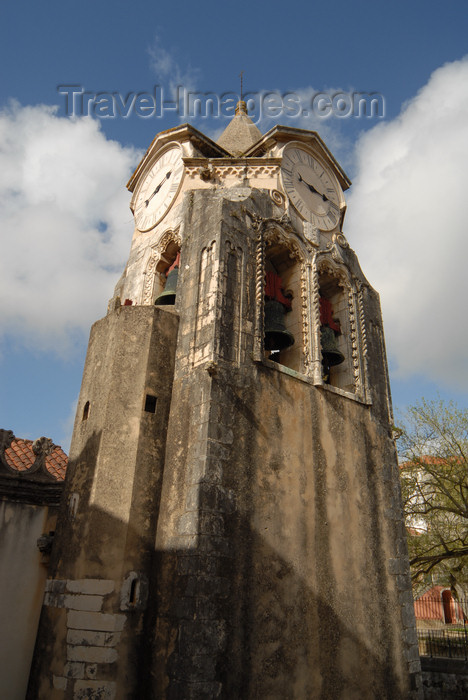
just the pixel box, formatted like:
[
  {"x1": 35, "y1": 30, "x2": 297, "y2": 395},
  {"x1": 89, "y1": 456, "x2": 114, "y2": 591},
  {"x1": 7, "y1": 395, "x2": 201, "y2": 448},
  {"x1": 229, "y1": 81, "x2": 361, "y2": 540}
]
[{"x1": 1, "y1": 0, "x2": 468, "y2": 450}]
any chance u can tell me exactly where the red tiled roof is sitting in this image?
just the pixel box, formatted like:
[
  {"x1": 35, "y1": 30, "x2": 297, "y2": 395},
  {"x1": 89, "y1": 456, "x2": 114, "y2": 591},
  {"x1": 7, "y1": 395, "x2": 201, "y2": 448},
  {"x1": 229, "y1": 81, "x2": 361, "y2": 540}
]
[
  {"x1": 5, "y1": 438, "x2": 68, "y2": 481},
  {"x1": 400, "y1": 455, "x2": 460, "y2": 468}
]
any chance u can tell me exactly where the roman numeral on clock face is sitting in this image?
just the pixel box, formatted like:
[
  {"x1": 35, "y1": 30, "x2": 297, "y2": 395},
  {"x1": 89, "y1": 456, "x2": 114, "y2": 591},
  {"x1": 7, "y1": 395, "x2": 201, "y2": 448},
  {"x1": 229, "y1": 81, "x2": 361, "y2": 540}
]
[{"x1": 309, "y1": 213, "x2": 319, "y2": 227}]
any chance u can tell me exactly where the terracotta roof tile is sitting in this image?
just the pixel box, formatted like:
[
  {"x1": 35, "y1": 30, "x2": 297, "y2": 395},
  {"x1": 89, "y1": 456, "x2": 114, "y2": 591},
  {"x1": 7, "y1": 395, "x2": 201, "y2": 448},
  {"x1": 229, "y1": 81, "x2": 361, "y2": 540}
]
[{"x1": 4, "y1": 437, "x2": 68, "y2": 481}]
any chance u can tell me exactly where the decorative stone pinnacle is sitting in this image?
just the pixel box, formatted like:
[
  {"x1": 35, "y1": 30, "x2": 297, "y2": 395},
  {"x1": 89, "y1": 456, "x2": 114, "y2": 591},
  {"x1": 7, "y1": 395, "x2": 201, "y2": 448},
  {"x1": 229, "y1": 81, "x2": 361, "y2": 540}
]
[
  {"x1": 235, "y1": 100, "x2": 248, "y2": 115},
  {"x1": 0, "y1": 429, "x2": 15, "y2": 453},
  {"x1": 32, "y1": 436, "x2": 55, "y2": 457}
]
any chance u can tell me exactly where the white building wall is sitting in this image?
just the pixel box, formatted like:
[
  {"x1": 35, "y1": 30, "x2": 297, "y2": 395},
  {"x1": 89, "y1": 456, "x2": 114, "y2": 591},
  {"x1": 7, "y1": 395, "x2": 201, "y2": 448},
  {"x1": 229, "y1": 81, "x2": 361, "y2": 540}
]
[{"x1": 0, "y1": 501, "x2": 52, "y2": 700}]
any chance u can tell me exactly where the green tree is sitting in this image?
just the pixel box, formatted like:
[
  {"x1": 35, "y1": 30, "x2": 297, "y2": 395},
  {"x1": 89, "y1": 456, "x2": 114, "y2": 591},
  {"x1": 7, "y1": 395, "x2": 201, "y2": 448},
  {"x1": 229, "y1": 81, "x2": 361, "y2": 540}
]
[{"x1": 398, "y1": 398, "x2": 468, "y2": 595}]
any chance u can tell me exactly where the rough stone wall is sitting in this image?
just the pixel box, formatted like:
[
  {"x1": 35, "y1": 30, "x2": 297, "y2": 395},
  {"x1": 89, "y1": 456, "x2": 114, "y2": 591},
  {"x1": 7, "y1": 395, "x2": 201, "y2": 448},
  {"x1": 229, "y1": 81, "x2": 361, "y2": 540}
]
[
  {"x1": 421, "y1": 658, "x2": 468, "y2": 699},
  {"x1": 245, "y1": 369, "x2": 418, "y2": 698},
  {"x1": 28, "y1": 185, "x2": 421, "y2": 699},
  {"x1": 27, "y1": 306, "x2": 179, "y2": 699},
  {"x1": 150, "y1": 189, "x2": 421, "y2": 699},
  {"x1": 422, "y1": 671, "x2": 468, "y2": 699},
  {"x1": 152, "y1": 367, "x2": 421, "y2": 699}
]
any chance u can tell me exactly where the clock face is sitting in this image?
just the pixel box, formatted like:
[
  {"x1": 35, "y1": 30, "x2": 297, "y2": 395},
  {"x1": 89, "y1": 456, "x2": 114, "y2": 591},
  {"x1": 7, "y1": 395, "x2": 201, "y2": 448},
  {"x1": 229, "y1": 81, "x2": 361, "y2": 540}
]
[
  {"x1": 134, "y1": 145, "x2": 184, "y2": 231},
  {"x1": 281, "y1": 146, "x2": 342, "y2": 231}
]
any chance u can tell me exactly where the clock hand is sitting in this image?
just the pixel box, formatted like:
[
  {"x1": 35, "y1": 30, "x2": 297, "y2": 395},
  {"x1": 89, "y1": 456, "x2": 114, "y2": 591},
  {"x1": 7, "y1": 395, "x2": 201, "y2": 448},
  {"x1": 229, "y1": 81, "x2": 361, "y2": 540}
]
[
  {"x1": 298, "y1": 174, "x2": 331, "y2": 203},
  {"x1": 145, "y1": 171, "x2": 172, "y2": 206}
]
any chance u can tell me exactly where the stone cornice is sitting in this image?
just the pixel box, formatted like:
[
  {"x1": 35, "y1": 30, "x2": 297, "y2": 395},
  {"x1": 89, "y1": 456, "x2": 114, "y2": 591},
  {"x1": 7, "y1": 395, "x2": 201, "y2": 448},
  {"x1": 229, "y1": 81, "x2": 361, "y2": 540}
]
[{"x1": 0, "y1": 472, "x2": 63, "y2": 506}]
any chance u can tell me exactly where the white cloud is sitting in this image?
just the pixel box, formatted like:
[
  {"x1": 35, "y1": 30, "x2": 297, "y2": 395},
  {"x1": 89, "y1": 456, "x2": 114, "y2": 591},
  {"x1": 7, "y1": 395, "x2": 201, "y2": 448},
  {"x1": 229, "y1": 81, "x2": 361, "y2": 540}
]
[
  {"x1": 346, "y1": 56, "x2": 468, "y2": 390},
  {"x1": 148, "y1": 35, "x2": 199, "y2": 99},
  {"x1": 0, "y1": 102, "x2": 140, "y2": 356},
  {"x1": 256, "y1": 86, "x2": 352, "y2": 152}
]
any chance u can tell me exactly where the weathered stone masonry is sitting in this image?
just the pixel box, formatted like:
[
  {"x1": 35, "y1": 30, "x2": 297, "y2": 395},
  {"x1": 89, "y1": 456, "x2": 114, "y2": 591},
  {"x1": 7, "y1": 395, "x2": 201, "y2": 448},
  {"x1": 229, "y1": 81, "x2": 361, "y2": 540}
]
[{"x1": 28, "y1": 119, "x2": 422, "y2": 699}]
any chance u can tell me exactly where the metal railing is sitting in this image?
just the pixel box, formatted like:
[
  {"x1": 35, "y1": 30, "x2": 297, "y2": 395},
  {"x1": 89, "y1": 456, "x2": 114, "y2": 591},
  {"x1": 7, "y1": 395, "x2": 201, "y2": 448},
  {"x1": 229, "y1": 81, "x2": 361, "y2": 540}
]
[
  {"x1": 417, "y1": 628, "x2": 468, "y2": 660},
  {"x1": 415, "y1": 595, "x2": 468, "y2": 659}
]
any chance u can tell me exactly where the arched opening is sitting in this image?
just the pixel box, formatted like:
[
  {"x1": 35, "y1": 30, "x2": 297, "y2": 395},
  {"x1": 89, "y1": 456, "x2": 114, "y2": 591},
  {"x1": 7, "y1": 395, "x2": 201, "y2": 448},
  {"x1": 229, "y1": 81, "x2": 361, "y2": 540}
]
[
  {"x1": 318, "y1": 270, "x2": 354, "y2": 392},
  {"x1": 82, "y1": 401, "x2": 90, "y2": 421},
  {"x1": 154, "y1": 242, "x2": 180, "y2": 306},
  {"x1": 129, "y1": 577, "x2": 140, "y2": 606},
  {"x1": 264, "y1": 238, "x2": 303, "y2": 372},
  {"x1": 442, "y1": 589, "x2": 455, "y2": 624}
]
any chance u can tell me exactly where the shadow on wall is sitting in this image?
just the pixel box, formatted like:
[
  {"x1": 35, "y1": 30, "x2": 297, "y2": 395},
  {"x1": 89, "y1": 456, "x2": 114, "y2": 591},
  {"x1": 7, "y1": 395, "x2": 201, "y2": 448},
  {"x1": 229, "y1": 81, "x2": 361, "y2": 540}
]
[{"x1": 27, "y1": 413, "x2": 414, "y2": 700}]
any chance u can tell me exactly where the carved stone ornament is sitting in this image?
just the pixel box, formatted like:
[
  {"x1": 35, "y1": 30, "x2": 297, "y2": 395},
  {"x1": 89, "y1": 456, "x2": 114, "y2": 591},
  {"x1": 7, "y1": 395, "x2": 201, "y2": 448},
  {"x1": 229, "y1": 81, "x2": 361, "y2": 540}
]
[
  {"x1": 37, "y1": 532, "x2": 54, "y2": 554},
  {"x1": 186, "y1": 162, "x2": 279, "y2": 182},
  {"x1": 32, "y1": 436, "x2": 55, "y2": 457},
  {"x1": 244, "y1": 208, "x2": 296, "y2": 237},
  {"x1": 329, "y1": 242, "x2": 346, "y2": 265},
  {"x1": 0, "y1": 429, "x2": 14, "y2": 453},
  {"x1": 156, "y1": 227, "x2": 182, "y2": 256},
  {"x1": 28, "y1": 436, "x2": 57, "y2": 477},
  {"x1": 198, "y1": 163, "x2": 214, "y2": 181},
  {"x1": 317, "y1": 254, "x2": 350, "y2": 288},
  {"x1": 264, "y1": 223, "x2": 304, "y2": 262},
  {"x1": 270, "y1": 189, "x2": 286, "y2": 207},
  {"x1": 333, "y1": 231, "x2": 349, "y2": 249}
]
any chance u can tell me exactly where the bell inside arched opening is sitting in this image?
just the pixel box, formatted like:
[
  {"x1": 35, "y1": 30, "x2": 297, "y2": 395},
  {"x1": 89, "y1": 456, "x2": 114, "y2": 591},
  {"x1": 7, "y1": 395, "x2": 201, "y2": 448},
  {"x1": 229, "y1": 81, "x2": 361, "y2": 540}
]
[
  {"x1": 264, "y1": 241, "x2": 303, "y2": 372},
  {"x1": 154, "y1": 243, "x2": 180, "y2": 306},
  {"x1": 318, "y1": 271, "x2": 354, "y2": 392}
]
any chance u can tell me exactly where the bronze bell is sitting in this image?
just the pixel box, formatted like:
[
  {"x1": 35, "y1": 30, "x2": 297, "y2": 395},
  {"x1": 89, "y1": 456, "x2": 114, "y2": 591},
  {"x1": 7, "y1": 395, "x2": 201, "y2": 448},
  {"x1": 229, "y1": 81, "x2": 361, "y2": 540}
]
[
  {"x1": 264, "y1": 300, "x2": 295, "y2": 352},
  {"x1": 154, "y1": 266, "x2": 178, "y2": 305},
  {"x1": 321, "y1": 325, "x2": 345, "y2": 382}
]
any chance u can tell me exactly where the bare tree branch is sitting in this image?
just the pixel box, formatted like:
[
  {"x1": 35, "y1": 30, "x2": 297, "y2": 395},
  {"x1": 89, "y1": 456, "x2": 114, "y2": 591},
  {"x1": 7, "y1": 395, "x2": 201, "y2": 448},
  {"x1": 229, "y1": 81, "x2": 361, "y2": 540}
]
[{"x1": 398, "y1": 398, "x2": 468, "y2": 591}]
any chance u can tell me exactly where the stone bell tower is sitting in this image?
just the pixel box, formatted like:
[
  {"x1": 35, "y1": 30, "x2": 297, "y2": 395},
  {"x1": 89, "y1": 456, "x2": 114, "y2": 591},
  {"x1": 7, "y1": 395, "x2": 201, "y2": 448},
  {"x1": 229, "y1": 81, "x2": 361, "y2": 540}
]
[{"x1": 28, "y1": 103, "x2": 422, "y2": 699}]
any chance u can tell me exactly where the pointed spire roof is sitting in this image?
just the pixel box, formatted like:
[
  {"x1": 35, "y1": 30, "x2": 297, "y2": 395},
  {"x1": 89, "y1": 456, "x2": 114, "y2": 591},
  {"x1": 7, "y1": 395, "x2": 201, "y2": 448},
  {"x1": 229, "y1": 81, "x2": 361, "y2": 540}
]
[{"x1": 217, "y1": 101, "x2": 262, "y2": 156}]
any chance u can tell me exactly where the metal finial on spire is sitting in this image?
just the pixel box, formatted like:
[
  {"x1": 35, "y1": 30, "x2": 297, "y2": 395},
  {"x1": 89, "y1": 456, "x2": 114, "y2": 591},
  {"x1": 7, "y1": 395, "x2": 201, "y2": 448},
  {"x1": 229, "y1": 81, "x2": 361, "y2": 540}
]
[{"x1": 236, "y1": 71, "x2": 248, "y2": 115}]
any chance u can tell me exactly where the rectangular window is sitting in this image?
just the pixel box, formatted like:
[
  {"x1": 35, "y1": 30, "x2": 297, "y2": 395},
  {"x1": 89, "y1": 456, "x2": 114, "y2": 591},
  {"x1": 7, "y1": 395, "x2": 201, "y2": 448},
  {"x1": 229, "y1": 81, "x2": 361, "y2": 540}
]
[{"x1": 144, "y1": 394, "x2": 157, "y2": 413}]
